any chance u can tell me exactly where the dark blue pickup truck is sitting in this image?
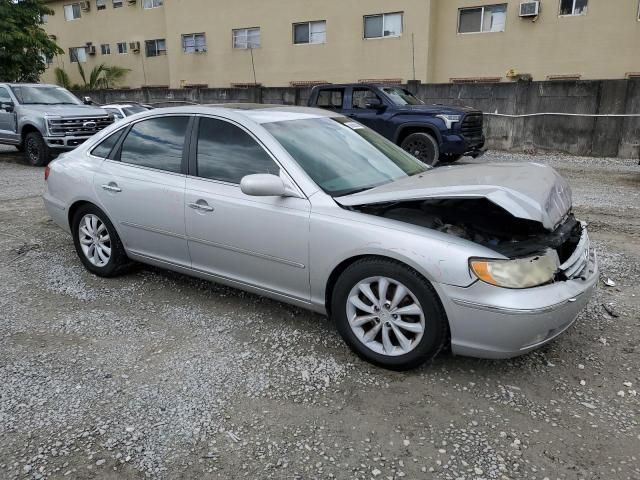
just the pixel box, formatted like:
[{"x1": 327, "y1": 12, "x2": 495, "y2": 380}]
[{"x1": 308, "y1": 83, "x2": 486, "y2": 166}]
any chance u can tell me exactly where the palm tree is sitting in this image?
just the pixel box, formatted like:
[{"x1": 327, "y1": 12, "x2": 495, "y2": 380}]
[
  {"x1": 53, "y1": 67, "x2": 72, "y2": 89},
  {"x1": 54, "y1": 63, "x2": 130, "y2": 90}
]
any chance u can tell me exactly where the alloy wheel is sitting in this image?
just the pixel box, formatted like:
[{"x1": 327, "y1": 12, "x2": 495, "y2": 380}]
[
  {"x1": 26, "y1": 138, "x2": 39, "y2": 164},
  {"x1": 346, "y1": 276, "x2": 425, "y2": 356},
  {"x1": 78, "y1": 214, "x2": 111, "y2": 267}
]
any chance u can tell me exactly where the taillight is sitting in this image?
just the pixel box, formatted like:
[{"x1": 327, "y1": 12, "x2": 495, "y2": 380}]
[{"x1": 44, "y1": 166, "x2": 50, "y2": 181}]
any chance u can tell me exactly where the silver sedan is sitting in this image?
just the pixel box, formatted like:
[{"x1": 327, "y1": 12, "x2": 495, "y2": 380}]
[{"x1": 43, "y1": 105, "x2": 598, "y2": 370}]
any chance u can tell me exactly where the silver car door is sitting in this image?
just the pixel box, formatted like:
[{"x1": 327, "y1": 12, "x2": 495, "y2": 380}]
[
  {"x1": 93, "y1": 115, "x2": 191, "y2": 266},
  {"x1": 0, "y1": 87, "x2": 19, "y2": 144},
  {"x1": 184, "y1": 116, "x2": 311, "y2": 302}
]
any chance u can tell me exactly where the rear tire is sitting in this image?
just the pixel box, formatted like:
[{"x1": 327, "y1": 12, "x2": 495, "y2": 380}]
[
  {"x1": 24, "y1": 131, "x2": 51, "y2": 166},
  {"x1": 400, "y1": 132, "x2": 440, "y2": 167},
  {"x1": 331, "y1": 258, "x2": 449, "y2": 371},
  {"x1": 72, "y1": 204, "x2": 130, "y2": 277}
]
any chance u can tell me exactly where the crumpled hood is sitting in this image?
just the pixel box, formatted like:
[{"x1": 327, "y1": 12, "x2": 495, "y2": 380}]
[
  {"x1": 17, "y1": 104, "x2": 110, "y2": 117},
  {"x1": 336, "y1": 163, "x2": 572, "y2": 231}
]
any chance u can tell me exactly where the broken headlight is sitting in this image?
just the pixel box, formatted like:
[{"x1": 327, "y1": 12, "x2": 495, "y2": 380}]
[{"x1": 469, "y1": 251, "x2": 560, "y2": 289}]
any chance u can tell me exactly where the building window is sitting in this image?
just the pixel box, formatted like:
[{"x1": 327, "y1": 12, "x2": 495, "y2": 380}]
[
  {"x1": 182, "y1": 33, "x2": 207, "y2": 53},
  {"x1": 96, "y1": 0, "x2": 106, "y2": 10},
  {"x1": 145, "y1": 39, "x2": 167, "y2": 57},
  {"x1": 100, "y1": 44, "x2": 111, "y2": 55},
  {"x1": 232, "y1": 28, "x2": 261, "y2": 49},
  {"x1": 559, "y1": 0, "x2": 588, "y2": 15},
  {"x1": 64, "y1": 3, "x2": 81, "y2": 20},
  {"x1": 69, "y1": 47, "x2": 87, "y2": 63},
  {"x1": 117, "y1": 42, "x2": 128, "y2": 54},
  {"x1": 41, "y1": 14, "x2": 49, "y2": 23},
  {"x1": 363, "y1": 12, "x2": 403, "y2": 39},
  {"x1": 143, "y1": 0, "x2": 163, "y2": 9},
  {"x1": 458, "y1": 4, "x2": 507, "y2": 33},
  {"x1": 293, "y1": 20, "x2": 326, "y2": 45},
  {"x1": 113, "y1": 0, "x2": 122, "y2": 8}
]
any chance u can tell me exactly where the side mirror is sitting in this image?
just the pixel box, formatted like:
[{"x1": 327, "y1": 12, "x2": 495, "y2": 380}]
[
  {"x1": 82, "y1": 96, "x2": 93, "y2": 105},
  {"x1": 240, "y1": 174, "x2": 287, "y2": 197},
  {"x1": 0, "y1": 102, "x2": 14, "y2": 113}
]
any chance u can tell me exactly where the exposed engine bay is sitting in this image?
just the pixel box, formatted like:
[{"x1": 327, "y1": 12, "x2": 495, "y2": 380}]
[{"x1": 352, "y1": 198, "x2": 583, "y2": 263}]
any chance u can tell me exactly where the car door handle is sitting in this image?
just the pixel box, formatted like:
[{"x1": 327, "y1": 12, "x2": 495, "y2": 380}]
[
  {"x1": 101, "y1": 183, "x2": 122, "y2": 193},
  {"x1": 188, "y1": 202, "x2": 214, "y2": 212}
]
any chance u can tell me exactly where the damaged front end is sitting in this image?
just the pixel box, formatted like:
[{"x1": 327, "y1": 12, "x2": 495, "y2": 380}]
[{"x1": 352, "y1": 197, "x2": 590, "y2": 287}]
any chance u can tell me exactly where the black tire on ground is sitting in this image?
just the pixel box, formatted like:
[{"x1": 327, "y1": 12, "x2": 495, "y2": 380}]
[
  {"x1": 400, "y1": 132, "x2": 440, "y2": 167},
  {"x1": 331, "y1": 257, "x2": 449, "y2": 371},
  {"x1": 72, "y1": 204, "x2": 130, "y2": 277},
  {"x1": 439, "y1": 154, "x2": 463, "y2": 163},
  {"x1": 24, "y1": 131, "x2": 51, "y2": 166}
]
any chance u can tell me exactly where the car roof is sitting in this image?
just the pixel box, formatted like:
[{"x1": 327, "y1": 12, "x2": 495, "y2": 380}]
[
  {"x1": 0, "y1": 83, "x2": 58, "y2": 88},
  {"x1": 312, "y1": 83, "x2": 390, "y2": 89},
  {"x1": 135, "y1": 104, "x2": 342, "y2": 124}
]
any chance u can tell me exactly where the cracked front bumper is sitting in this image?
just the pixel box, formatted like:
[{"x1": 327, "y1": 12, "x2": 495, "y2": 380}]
[{"x1": 438, "y1": 248, "x2": 598, "y2": 359}]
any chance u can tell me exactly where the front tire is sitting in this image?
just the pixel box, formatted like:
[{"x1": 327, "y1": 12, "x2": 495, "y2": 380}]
[
  {"x1": 331, "y1": 258, "x2": 449, "y2": 371},
  {"x1": 72, "y1": 204, "x2": 130, "y2": 277},
  {"x1": 401, "y1": 132, "x2": 440, "y2": 167},
  {"x1": 24, "y1": 131, "x2": 51, "y2": 166}
]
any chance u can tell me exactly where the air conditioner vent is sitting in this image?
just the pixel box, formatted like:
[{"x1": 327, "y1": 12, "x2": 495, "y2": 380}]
[{"x1": 519, "y1": 1, "x2": 540, "y2": 17}]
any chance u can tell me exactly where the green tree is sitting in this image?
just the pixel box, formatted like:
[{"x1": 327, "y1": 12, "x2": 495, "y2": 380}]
[
  {"x1": 54, "y1": 63, "x2": 130, "y2": 90},
  {"x1": 0, "y1": 0, "x2": 62, "y2": 82}
]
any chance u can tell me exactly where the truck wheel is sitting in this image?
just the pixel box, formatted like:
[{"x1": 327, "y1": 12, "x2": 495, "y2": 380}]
[
  {"x1": 24, "y1": 131, "x2": 51, "y2": 167},
  {"x1": 439, "y1": 154, "x2": 463, "y2": 163},
  {"x1": 401, "y1": 133, "x2": 440, "y2": 167}
]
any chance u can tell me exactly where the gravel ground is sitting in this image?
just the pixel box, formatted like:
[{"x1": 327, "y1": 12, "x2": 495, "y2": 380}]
[{"x1": 0, "y1": 145, "x2": 639, "y2": 480}]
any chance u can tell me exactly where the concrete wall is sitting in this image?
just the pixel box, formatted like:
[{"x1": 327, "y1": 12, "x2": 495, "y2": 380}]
[{"x1": 78, "y1": 79, "x2": 640, "y2": 159}]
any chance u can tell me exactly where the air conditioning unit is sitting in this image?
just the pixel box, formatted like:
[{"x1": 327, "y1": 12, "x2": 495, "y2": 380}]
[
  {"x1": 129, "y1": 41, "x2": 140, "y2": 52},
  {"x1": 80, "y1": 1, "x2": 91, "y2": 11},
  {"x1": 519, "y1": 1, "x2": 540, "y2": 17},
  {"x1": 87, "y1": 45, "x2": 96, "y2": 55}
]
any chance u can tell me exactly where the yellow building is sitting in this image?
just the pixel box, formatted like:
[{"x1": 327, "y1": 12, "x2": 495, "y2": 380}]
[{"x1": 40, "y1": 0, "x2": 640, "y2": 88}]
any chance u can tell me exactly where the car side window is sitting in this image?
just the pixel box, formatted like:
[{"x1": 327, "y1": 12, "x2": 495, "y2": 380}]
[
  {"x1": 196, "y1": 117, "x2": 279, "y2": 184},
  {"x1": 90, "y1": 129, "x2": 125, "y2": 158},
  {"x1": 0, "y1": 87, "x2": 12, "y2": 104},
  {"x1": 352, "y1": 88, "x2": 382, "y2": 109},
  {"x1": 316, "y1": 88, "x2": 344, "y2": 110},
  {"x1": 118, "y1": 116, "x2": 189, "y2": 173}
]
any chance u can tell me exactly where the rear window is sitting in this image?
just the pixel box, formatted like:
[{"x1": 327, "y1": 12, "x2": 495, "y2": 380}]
[
  {"x1": 90, "y1": 129, "x2": 124, "y2": 158},
  {"x1": 315, "y1": 89, "x2": 344, "y2": 110}
]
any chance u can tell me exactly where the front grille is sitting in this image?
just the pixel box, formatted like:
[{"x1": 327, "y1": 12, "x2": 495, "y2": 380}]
[
  {"x1": 460, "y1": 112, "x2": 483, "y2": 144},
  {"x1": 559, "y1": 224, "x2": 590, "y2": 279},
  {"x1": 48, "y1": 116, "x2": 113, "y2": 137}
]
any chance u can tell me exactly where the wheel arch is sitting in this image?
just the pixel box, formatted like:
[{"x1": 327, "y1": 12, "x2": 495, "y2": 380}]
[
  {"x1": 394, "y1": 123, "x2": 442, "y2": 146},
  {"x1": 324, "y1": 253, "x2": 443, "y2": 317},
  {"x1": 20, "y1": 123, "x2": 42, "y2": 145}
]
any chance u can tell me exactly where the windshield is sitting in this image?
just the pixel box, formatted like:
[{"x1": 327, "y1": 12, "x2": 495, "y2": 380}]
[
  {"x1": 123, "y1": 105, "x2": 149, "y2": 116},
  {"x1": 264, "y1": 117, "x2": 427, "y2": 197},
  {"x1": 10, "y1": 86, "x2": 81, "y2": 105},
  {"x1": 382, "y1": 87, "x2": 424, "y2": 106}
]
